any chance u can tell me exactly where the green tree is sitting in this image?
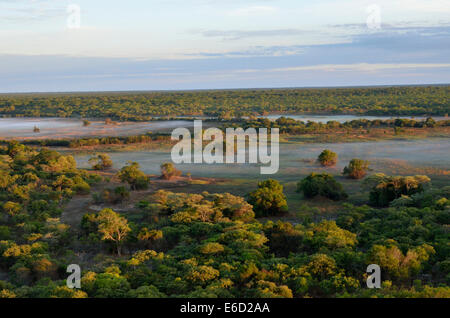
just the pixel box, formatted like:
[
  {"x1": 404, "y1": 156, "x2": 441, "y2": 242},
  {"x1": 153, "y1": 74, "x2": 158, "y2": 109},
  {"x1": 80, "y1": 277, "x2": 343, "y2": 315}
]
[
  {"x1": 128, "y1": 285, "x2": 165, "y2": 298},
  {"x1": 318, "y1": 149, "x2": 338, "y2": 167},
  {"x1": 89, "y1": 153, "x2": 113, "y2": 170},
  {"x1": 247, "y1": 179, "x2": 288, "y2": 217},
  {"x1": 2, "y1": 201, "x2": 22, "y2": 217},
  {"x1": 113, "y1": 186, "x2": 130, "y2": 203},
  {"x1": 343, "y1": 159, "x2": 370, "y2": 179},
  {"x1": 369, "y1": 175, "x2": 431, "y2": 207},
  {"x1": 297, "y1": 173, "x2": 347, "y2": 201},
  {"x1": 117, "y1": 162, "x2": 148, "y2": 190},
  {"x1": 160, "y1": 162, "x2": 181, "y2": 180},
  {"x1": 96, "y1": 208, "x2": 131, "y2": 256}
]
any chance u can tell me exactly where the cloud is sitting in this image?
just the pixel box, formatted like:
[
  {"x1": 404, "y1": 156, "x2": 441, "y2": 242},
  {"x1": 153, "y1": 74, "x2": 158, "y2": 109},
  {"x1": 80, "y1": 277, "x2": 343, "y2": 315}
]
[
  {"x1": 190, "y1": 24, "x2": 450, "y2": 60},
  {"x1": 392, "y1": 0, "x2": 450, "y2": 13},
  {"x1": 236, "y1": 63, "x2": 450, "y2": 74},
  {"x1": 199, "y1": 29, "x2": 306, "y2": 40},
  {"x1": 1, "y1": 20, "x2": 449, "y2": 92},
  {"x1": 227, "y1": 5, "x2": 278, "y2": 16},
  {"x1": 183, "y1": 45, "x2": 306, "y2": 58},
  {"x1": 0, "y1": 0, "x2": 66, "y2": 23}
]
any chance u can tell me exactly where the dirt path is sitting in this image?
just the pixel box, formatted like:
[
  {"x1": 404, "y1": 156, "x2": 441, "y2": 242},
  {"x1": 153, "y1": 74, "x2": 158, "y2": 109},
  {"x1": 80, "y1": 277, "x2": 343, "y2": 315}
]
[{"x1": 61, "y1": 195, "x2": 92, "y2": 229}]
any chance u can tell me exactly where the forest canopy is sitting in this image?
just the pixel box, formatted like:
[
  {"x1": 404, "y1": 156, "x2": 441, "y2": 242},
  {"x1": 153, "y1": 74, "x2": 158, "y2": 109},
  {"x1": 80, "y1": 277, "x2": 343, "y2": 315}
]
[{"x1": 0, "y1": 86, "x2": 448, "y2": 120}]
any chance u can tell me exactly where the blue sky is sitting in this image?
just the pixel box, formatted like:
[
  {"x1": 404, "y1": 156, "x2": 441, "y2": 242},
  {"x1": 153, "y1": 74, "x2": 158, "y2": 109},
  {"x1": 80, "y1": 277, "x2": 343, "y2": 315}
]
[{"x1": 0, "y1": 0, "x2": 449, "y2": 92}]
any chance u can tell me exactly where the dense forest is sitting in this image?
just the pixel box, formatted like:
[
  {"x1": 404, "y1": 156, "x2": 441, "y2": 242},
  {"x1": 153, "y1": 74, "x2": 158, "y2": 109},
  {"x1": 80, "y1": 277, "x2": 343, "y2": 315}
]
[
  {"x1": 0, "y1": 142, "x2": 448, "y2": 298},
  {"x1": 0, "y1": 86, "x2": 449, "y2": 120}
]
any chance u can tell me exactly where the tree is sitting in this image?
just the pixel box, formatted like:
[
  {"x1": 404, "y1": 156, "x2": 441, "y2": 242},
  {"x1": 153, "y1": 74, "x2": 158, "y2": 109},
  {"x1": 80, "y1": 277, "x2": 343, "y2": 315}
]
[
  {"x1": 160, "y1": 162, "x2": 181, "y2": 180},
  {"x1": 117, "y1": 161, "x2": 148, "y2": 190},
  {"x1": 343, "y1": 159, "x2": 369, "y2": 179},
  {"x1": 137, "y1": 228, "x2": 163, "y2": 248},
  {"x1": 247, "y1": 179, "x2": 288, "y2": 217},
  {"x1": 318, "y1": 149, "x2": 338, "y2": 167},
  {"x1": 369, "y1": 175, "x2": 431, "y2": 207},
  {"x1": 2, "y1": 201, "x2": 22, "y2": 217},
  {"x1": 96, "y1": 208, "x2": 131, "y2": 256},
  {"x1": 425, "y1": 117, "x2": 436, "y2": 128},
  {"x1": 367, "y1": 243, "x2": 435, "y2": 281},
  {"x1": 89, "y1": 153, "x2": 113, "y2": 170},
  {"x1": 113, "y1": 186, "x2": 130, "y2": 203},
  {"x1": 128, "y1": 285, "x2": 165, "y2": 298},
  {"x1": 213, "y1": 193, "x2": 255, "y2": 222},
  {"x1": 312, "y1": 220, "x2": 357, "y2": 248},
  {"x1": 297, "y1": 173, "x2": 347, "y2": 201}
]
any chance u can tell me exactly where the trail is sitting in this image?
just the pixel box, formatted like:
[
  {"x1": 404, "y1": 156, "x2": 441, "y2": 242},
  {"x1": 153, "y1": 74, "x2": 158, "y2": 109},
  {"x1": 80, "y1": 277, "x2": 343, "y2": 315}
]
[{"x1": 61, "y1": 195, "x2": 92, "y2": 229}]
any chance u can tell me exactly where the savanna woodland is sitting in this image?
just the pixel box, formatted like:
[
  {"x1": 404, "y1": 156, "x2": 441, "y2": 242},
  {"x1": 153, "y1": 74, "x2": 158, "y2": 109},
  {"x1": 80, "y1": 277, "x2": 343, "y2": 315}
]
[{"x1": 0, "y1": 86, "x2": 449, "y2": 299}]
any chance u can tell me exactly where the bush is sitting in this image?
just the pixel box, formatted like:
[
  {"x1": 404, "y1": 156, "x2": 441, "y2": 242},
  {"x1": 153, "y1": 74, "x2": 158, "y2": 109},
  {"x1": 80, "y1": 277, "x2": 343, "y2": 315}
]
[
  {"x1": 89, "y1": 153, "x2": 113, "y2": 170},
  {"x1": 343, "y1": 159, "x2": 370, "y2": 179},
  {"x1": 160, "y1": 162, "x2": 181, "y2": 180},
  {"x1": 247, "y1": 179, "x2": 288, "y2": 217},
  {"x1": 297, "y1": 173, "x2": 348, "y2": 201},
  {"x1": 114, "y1": 186, "x2": 130, "y2": 203},
  {"x1": 369, "y1": 175, "x2": 431, "y2": 207},
  {"x1": 93, "y1": 186, "x2": 130, "y2": 204},
  {"x1": 318, "y1": 150, "x2": 338, "y2": 167},
  {"x1": 117, "y1": 162, "x2": 149, "y2": 190},
  {"x1": 0, "y1": 225, "x2": 11, "y2": 240}
]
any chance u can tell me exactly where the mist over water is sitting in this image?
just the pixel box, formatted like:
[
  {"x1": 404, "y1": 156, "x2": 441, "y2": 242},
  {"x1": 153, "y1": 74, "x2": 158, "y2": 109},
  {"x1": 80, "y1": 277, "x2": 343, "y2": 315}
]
[
  {"x1": 1, "y1": 115, "x2": 447, "y2": 139},
  {"x1": 2, "y1": 117, "x2": 448, "y2": 179},
  {"x1": 74, "y1": 138, "x2": 450, "y2": 180},
  {"x1": 0, "y1": 118, "x2": 193, "y2": 139}
]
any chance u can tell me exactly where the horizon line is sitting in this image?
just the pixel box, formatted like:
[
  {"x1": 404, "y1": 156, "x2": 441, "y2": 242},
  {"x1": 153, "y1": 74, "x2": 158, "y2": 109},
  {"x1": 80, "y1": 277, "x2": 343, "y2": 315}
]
[{"x1": 0, "y1": 83, "x2": 449, "y2": 96}]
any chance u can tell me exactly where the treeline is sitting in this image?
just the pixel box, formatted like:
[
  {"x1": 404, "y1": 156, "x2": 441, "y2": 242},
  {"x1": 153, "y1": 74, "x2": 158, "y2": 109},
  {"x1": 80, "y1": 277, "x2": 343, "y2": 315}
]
[
  {"x1": 0, "y1": 86, "x2": 448, "y2": 120},
  {"x1": 3, "y1": 117, "x2": 448, "y2": 150},
  {"x1": 227, "y1": 116, "x2": 450, "y2": 134},
  {"x1": 2, "y1": 133, "x2": 172, "y2": 148}
]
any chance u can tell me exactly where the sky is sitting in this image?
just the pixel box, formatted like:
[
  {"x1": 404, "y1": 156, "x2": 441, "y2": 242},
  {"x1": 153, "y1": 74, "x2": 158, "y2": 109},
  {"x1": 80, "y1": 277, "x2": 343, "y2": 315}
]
[{"x1": 0, "y1": 0, "x2": 449, "y2": 92}]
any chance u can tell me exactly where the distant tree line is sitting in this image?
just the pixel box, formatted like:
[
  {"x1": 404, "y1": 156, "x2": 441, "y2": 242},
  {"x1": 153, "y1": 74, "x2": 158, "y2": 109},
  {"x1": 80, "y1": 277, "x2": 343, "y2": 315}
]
[
  {"x1": 228, "y1": 116, "x2": 450, "y2": 134},
  {"x1": 0, "y1": 86, "x2": 448, "y2": 120},
  {"x1": 0, "y1": 133, "x2": 171, "y2": 148}
]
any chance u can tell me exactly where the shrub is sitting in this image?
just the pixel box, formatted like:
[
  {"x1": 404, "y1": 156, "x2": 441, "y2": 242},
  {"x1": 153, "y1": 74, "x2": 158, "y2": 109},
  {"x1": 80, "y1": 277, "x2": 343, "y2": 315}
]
[
  {"x1": 343, "y1": 159, "x2": 370, "y2": 179},
  {"x1": 160, "y1": 162, "x2": 181, "y2": 180},
  {"x1": 114, "y1": 186, "x2": 130, "y2": 203},
  {"x1": 369, "y1": 175, "x2": 431, "y2": 207},
  {"x1": 117, "y1": 162, "x2": 149, "y2": 190},
  {"x1": 318, "y1": 150, "x2": 338, "y2": 167},
  {"x1": 297, "y1": 173, "x2": 348, "y2": 201},
  {"x1": 89, "y1": 153, "x2": 113, "y2": 170},
  {"x1": 247, "y1": 179, "x2": 288, "y2": 217}
]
